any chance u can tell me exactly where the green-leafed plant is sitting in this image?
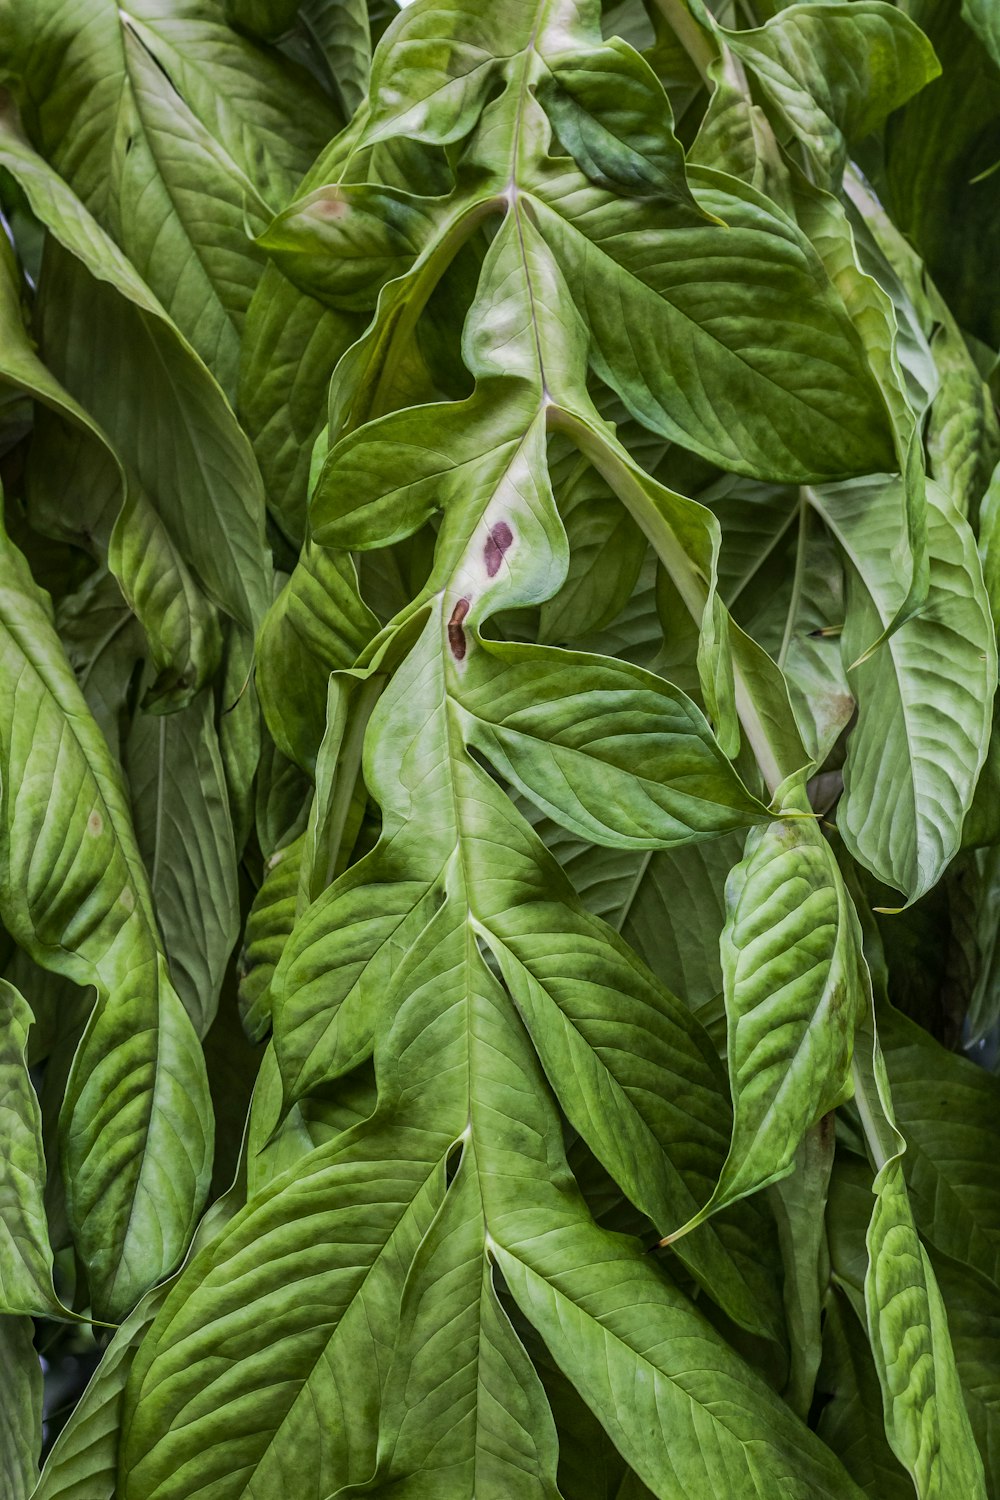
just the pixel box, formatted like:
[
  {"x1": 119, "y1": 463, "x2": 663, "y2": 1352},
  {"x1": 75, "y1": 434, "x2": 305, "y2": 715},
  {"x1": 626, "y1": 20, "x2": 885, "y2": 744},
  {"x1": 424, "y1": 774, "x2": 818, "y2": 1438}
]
[{"x1": 0, "y1": 0, "x2": 998, "y2": 1494}]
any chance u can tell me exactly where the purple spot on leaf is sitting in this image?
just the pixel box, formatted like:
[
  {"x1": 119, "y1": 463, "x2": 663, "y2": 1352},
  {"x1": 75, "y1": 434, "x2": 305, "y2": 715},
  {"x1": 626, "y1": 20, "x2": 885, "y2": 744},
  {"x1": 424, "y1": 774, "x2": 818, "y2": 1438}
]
[
  {"x1": 448, "y1": 597, "x2": 471, "y2": 660},
  {"x1": 484, "y1": 521, "x2": 514, "y2": 578}
]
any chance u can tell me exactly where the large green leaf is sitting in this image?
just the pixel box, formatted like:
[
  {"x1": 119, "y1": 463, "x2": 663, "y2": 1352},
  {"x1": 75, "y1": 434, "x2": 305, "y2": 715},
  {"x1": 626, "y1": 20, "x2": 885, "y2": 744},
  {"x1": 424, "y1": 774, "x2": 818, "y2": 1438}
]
[
  {"x1": 667, "y1": 815, "x2": 866, "y2": 1239},
  {"x1": 455, "y1": 640, "x2": 769, "y2": 848},
  {"x1": 120, "y1": 920, "x2": 857, "y2": 1499},
  {"x1": 31, "y1": 1187, "x2": 245, "y2": 1500},
  {"x1": 811, "y1": 477, "x2": 996, "y2": 902},
  {"x1": 720, "y1": 2, "x2": 940, "y2": 184},
  {"x1": 0, "y1": 215, "x2": 219, "y2": 703},
  {"x1": 0, "y1": 508, "x2": 212, "y2": 1321},
  {"x1": 0, "y1": 0, "x2": 338, "y2": 394},
  {"x1": 0, "y1": 117, "x2": 271, "y2": 635}
]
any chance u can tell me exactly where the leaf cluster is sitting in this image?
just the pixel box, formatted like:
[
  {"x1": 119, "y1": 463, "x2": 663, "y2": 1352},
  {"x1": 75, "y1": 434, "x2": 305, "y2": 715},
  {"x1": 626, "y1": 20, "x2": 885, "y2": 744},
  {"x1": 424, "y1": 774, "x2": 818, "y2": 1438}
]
[{"x1": 0, "y1": 0, "x2": 998, "y2": 1496}]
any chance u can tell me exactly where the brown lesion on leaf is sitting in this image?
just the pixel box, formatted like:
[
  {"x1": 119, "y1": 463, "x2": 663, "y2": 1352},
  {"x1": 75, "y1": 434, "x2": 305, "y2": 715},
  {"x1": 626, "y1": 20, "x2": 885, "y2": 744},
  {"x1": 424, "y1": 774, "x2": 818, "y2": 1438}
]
[
  {"x1": 87, "y1": 810, "x2": 103, "y2": 837},
  {"x1": 310, "y1": 192, "x2": 348, "y2": 220},
  {"x1": 448, "y1": 597, "x2": 471, "y2": 660},
  {"x1": 483, "y1": 521, "x2": 513, "y2": 578}
]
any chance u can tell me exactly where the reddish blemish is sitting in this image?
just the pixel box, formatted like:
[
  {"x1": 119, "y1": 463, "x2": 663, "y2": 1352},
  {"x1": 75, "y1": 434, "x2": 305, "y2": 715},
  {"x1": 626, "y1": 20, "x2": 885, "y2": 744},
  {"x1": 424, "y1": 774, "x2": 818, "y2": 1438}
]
[
  {"x1": 311, "y1": 193, "x2": 348, "y2": 220},
  {"x1": 448, "y1": 597, "x2": 470, "y2": 660},
  {"x1": 484, "y1": 521, "x2": 513, "y2": 578}
]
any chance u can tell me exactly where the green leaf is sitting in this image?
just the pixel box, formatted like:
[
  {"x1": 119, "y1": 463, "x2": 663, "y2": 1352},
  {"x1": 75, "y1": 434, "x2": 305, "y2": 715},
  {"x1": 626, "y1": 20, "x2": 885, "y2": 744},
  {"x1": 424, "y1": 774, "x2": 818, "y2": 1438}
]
[
  {"x1": 217, "y1": 622, "x2": 261, "y2": 860},
  {"x1": 301, "y1": 0, "x2": 373, "y2": 117},
  {"x1": 535, "y1": 165, "x2": 896, "y2": 483},
  {"x1": 770, "y1": 1117, "x2": 836, "y2": 1418},
  {"x1": 55, "y1": 571, "x2": 144, "y2": 761},
  {"x1": 879, "y1": 1006, "x2": 1000, "y2": 1286},
  {"x1": 816, "y1": 1288, "x2": 913, "y2": 1500},
  {"x1": 126, "y1": 687, "x2": 241, "y2": 1039},
  {"x1": 455, "y1": 640, "x2": 769, "y2": 849},
  {"x1": 884, "y1": 0, "x2": 1000, "y2": 351},
  {"x1": 537, "y1": 458, "x2": 647, "y2": 644},
  {"x1": 239, "y1": 265, "x2": 358, "y2": 544},
  {"x1": 30, "y1": 1288, "x2": 166, "y2": 1500},
  {"x1": 845, "y1": 996, "x2": 988, "y2": 1497},
  {"x1": 0, "y1": 118, "x2": 271, "y2": 634},
  {"x1": 237, "y1": 833, "x2": 305, "y2": 1043},
  {"x1": 0, "y1": 216, "x2": 219, "y2": 704},
  {"x1": 962, "y1": 0, "x2": 1000, "y2": 68},
  {"x1": 924, "y1": 298, "x2": 1000, "y2": 521},
  {"x1": 256, "y1": 545, "x2": 378, "y2": 771},
  {"x1": 1, "y1": 0, "x2": 338, "y2": 394},
  {"x1": 536, "y1": 36, "x2": 698, "y2": 204},
  {"x1": 0, "y1": 978, "x2": 59, "y2": 1316},
  {"x1": 496, "y1": 1217, "x2": 864, "y2": 1500},
  {"x1": 0, "y1": 508, "x2": 212, "y2": 1321},
  {"x1": 31, "y1": 1186, "x2": 245, "y2": 1500},
  {"x1": 0, "y1": 1316, "x2": 41, "y2": 1500},
  {"x1": 811, "y1": 477, "x2": 996, "y2": 902},
  {"x1": 723, "y1": 3, "x2": 941, "y2": 184},
  {"x1": 120, "y1": 903, "x2": 853, "y2": 1499},
  {"x1": 258, "y1": 183, "x2": 447, "y2": 312},
  {"x1": 927, "y1": 1250, "x2": 1000, "y2": 1491},
  {"x1": 668, "y1": 815, "x2": 866, "y2": 1239}
]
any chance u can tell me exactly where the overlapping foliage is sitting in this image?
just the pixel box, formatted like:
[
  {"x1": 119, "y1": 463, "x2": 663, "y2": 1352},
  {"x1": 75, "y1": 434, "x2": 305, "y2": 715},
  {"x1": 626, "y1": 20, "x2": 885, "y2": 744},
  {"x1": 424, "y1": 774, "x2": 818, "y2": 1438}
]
[{"x1": 0, "y1": 0, "x2": 998, "y2": 1495}]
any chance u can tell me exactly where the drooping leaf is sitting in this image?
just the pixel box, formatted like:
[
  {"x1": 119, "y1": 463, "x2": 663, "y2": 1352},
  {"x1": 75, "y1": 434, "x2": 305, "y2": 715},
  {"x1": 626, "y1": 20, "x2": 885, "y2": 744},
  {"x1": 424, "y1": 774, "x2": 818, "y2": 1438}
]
[
  {"x1": 843, "y1": 994, "x2": 987, "y2": 1497},
  {"x1": 30, "y1": 1187, "x2": 245, "y2": 1500},
  {"x1": 0, "y1": 977, "x2": 60, "y2": 1316},
  {"x1": 536, "y1": 35, "x2": 698, "y2": 204},
  {"x1": 0, "y1": 117, "x2": 272, "y2": 635},
  {"x1": 1, "y1": 0, "x2": 338, "y2": 394},
  {"x1": 0, "y1": 1315, "x2": 42, "y2": 1500},
  {"x1": 0, "y1": 212, "x2": 219, "y2": 704},
  {"x1": 455, "y1": 640, "x2": 769, "y2": 849},
  {"x1": 721, "y1": 2, "x2": 941, "y2": 185},
  {"x1": 667, "y1": 814, "x2": 866, "y2": 1239},
  {"x1": 126, "y1": 685, "x2": 241, "y2": 1038},
  {"x1": 0, "y1": 505, "x2": 212, "y2": 1321},
  {"x1": 811, "y1": 476, "x2": 996, "y2": 903}
]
